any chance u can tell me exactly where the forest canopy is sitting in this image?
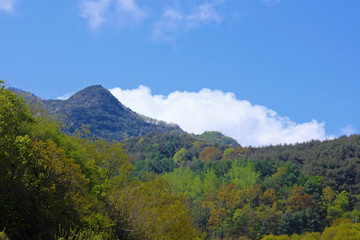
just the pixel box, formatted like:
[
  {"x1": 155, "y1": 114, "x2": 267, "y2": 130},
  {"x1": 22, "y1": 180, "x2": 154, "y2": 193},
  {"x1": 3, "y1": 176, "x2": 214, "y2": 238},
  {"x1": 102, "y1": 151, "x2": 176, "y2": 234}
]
[{"x1": 2, "y1": 81, "x2": 360, "y2": 239}]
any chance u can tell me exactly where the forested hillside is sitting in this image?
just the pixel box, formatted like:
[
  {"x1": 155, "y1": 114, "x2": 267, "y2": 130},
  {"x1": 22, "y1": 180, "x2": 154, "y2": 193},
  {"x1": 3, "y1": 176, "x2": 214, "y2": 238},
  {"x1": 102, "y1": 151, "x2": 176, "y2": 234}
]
[
  {"x1": 246, "y1": 137, "x2": 360, "y2": 195},
  {"x1": 0, "y1": 82, "x2": 200, "y2": 240},
  {"x1": 122, "y1": 132, "x2": 360, "y2": 239},
  {"x1": 11, "y1": 85, "x2": 183, "y2": 141},
  {"x1": 2, "y1": 81, "x2": 360, "y2": 239}
]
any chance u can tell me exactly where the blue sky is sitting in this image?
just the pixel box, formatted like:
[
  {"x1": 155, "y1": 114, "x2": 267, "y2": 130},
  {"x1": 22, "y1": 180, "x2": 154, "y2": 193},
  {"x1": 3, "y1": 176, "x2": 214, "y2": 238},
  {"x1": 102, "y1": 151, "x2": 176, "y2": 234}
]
[{"x1": 1, "y1": 0, "x2": 359, "y2": 146}]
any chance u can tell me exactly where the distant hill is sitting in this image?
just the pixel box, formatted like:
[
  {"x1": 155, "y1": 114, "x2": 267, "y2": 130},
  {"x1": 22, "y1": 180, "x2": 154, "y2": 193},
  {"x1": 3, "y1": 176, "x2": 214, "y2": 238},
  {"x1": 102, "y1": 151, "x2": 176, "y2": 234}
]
[
  {"x1": 246, "y1": 135, "x2": 360, "y2": 194},
  {"x1": 9, "y1": 87, "x2": 45, "y2": 105},
  {"x1": 195, "y1": 131, "x2": 239, "y2": 147},
  {"x1": 12, "y1": 85, "x2": 183, "y2": 141}
]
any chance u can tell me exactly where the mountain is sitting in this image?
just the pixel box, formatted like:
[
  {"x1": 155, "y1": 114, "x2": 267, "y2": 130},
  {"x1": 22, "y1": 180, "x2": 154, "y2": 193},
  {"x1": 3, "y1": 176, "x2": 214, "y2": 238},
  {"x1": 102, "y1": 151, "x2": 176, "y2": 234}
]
[
  {"x1": 11, "y1": 86, "x2": 241, "y2": 145},
  {"x1": 44, "y1": 85, "x2": 183, "y2": 140},
  {"x1": 12, "y1": 85, "x2": 183, "y2": 141},
  {"x1": 9, "y1": 87, "x2": 45, "y2": 105}
]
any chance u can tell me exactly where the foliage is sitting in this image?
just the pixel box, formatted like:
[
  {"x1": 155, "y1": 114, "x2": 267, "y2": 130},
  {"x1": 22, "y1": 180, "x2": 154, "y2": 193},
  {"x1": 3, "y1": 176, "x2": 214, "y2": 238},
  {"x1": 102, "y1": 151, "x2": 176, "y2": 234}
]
[
  {"x1": 195, "y1": 131, "x2": 240, "y2": 147},
  {"x1": 246, "y1": 136, "x2": 360, "y2": 195},
  {"x1": 0, "y1": 83, "x2": 201, "y2": 240},
  {"x1": 200, "y1": 147, "x2": 222, "y2": 162},
  {"x1": 107, "y1": 177, "x2": 201, "y2": 239},
  {"x1": 262, "y1": 219, "x2": 360, "y2": 239},
  {"x1": 7, "y1": 82, "x2": 360, "y2": 239}
]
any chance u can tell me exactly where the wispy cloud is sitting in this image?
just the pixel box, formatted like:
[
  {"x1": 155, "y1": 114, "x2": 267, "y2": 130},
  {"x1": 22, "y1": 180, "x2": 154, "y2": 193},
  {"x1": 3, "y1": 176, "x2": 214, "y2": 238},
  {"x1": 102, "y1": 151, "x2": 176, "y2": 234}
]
[
  {"x1": 79, "y1": 0, "x2": 228, "y2": 40},
  {"x1": 81, "y1": 0, "x2": 112, "y2": 30},
  {"x1": 153, "y1": 1, "x2": 225, "y2": 42},
  {"x1": 187, "y1": 1, "x2": 223, "y2": 25},
  {"x1": 116, "y1": 0, "x2": 146, "y2": 22},
  {"x1": 78, "y1": 0, "x2": 283, "y2": 39},
  {"x1": 114, "y1": 0, "x2": 147, "y2": 28},
  {"x1": 340, "y1": 124, "x2": 357, "y2": 136},
  {"x1": 110, "y1": 85, "x2": 330, "y2": 147},
  {"x1": 263, "y1": 0, "x2": 282, "y2": 6},
  {"x1": 80, "y1": 0, "x2": 146, "y2": 30},
  {"x1": 0, "y1": 0, "x2": 16, "y2": 13}
]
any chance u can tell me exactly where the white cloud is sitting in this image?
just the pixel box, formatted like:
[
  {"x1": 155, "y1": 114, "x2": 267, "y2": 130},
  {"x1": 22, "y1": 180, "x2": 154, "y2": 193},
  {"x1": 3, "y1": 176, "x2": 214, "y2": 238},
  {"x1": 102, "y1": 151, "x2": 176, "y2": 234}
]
[
  {"x1": 116, "y1": 0, "x2": 146, "y2": 23},
  {"x1": 187, "y1": 1, "x2": 222, "y2": 26},
  {"x1": 80, "y1": 0, "x2": 146, "y2": 30},
  {"x1": 110, "y1": 85, "x2": 329, "y2": 147},
  {"x1": 153, "y1": 1, "x2": 225, "y2": 42},
  {"x1": 81, "y1": 0, "x2": 112, "y2": 29},
  {"x1": 340, "y1": 124, "x2": 357, "y2": 136},
  {"x1": 56, "y1": 92, "x2": 73, "y2": 100},
  {"x1": 0, "y1": 0, "x2": 16, "y2": 13}
]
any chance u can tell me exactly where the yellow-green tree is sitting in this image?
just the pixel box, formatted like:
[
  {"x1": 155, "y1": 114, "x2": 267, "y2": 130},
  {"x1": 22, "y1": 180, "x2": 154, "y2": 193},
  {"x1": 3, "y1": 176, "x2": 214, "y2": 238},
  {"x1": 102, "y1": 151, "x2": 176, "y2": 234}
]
[{"x1": 108, "y1": 178, "x2": 202, "y2": 239}]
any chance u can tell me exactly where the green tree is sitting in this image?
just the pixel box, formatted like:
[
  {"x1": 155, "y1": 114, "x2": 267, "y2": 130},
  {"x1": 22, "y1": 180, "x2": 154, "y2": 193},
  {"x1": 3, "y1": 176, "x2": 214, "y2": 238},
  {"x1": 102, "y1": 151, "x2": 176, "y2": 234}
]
[
  {"x1": 227, "y1": 161, "x2": 260, "y2": 189},
  {"x1": 202, "y1": 168, "x2": 219, "y2": 197},
  {"x1": 223, "y1": 147, "x2": 235, "y2": 160},
  {"x1": 174, "y1": 148, "x2": 187, "y2": 166},
  {"x1": 333, "y1": 190, "x2": 350, "y2": 212},
  {"x1": 163, "y1": 167, "x2": 202, "y2": 202}
]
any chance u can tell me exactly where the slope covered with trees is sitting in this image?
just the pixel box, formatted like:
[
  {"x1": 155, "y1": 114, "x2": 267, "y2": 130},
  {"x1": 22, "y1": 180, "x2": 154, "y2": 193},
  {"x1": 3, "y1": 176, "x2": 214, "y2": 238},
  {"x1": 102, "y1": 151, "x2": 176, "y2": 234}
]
[
  {"x1": 121, "y1": 132, "x2": 360, "y2": 239},
  {"x1": 0, "y1": 81, "x2": 200, "y2": 240},
  {"x1": 246, "y1": 137, "x2": 360, "y2": 195},
  {"x1": 3, "y1": 81, "x2": 360, "y2": 239}
]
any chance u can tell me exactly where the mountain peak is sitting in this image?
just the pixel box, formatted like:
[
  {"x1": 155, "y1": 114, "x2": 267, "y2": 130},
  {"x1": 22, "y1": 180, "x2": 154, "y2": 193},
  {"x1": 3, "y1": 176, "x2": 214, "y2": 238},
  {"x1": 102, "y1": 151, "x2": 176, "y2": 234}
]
[
  {"x1": 44, "y1": 85, "x2": 183, "y2": 140},
  {"x1": 66, "y1": 85, "x2": 124, "y2": 110}
]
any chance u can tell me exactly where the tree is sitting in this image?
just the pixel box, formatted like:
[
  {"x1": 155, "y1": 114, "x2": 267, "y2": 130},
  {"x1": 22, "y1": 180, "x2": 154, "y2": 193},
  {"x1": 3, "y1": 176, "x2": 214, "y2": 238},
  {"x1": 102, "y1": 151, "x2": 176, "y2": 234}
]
[
  {"x1": 321, "y1": 219, "x2": 360, "y2": 240},
  {"x1": 333, "y1": 190, "x2": 350, "y2": 212},
  {"x1": 261, "y1": 235, "x2": 291, "y2": 240},
  {"x1": 85, "y1": 139, "x2": 129, "y2": 180},
  {"x1": 202, "y1": 168, "x2": 220, "y2": 197},
  {"x1": 207, "y1": 208, "x2": 227, "y2": 233},
  {"x1": 108, "y1": 178, "x2": 201, "y2": 239},
  {"x1": 200, "y1": 147, "x2": 221, "y2": 162},
  {"x1": 260, "y1": 189, "x2": 277, "y2": 206},
  {"x1": 174, "y1": 148, "x2": 187, "y2": 166},
  {"x1": 288, "y1": 185, "x2": 314, "y2": 211},
  {"x1": 223, "y1": 148, "x2": 235, "y2": 160},
  {"x1": 227, "y1": 161, "x2": 260, "y2": 189},
  {"x1": 163, "y1": 167, "x2": 202, "y2": 202},
  {"x1": 322, "y1": 186, "x2": 336, "y2": 206}
]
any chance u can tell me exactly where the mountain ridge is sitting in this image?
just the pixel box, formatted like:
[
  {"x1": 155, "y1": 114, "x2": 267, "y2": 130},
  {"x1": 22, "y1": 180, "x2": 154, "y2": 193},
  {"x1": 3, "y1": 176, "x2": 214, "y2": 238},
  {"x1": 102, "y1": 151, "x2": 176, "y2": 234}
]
[
  {"x1": 46, "y1": 85, "x2": 185, "y2": 140},
  {"x1": 11, "y1": 85, "x2": 184, "y2": 140},
  {"x1": 11, "y1": 85, "x2": 240, "y2": 145}
]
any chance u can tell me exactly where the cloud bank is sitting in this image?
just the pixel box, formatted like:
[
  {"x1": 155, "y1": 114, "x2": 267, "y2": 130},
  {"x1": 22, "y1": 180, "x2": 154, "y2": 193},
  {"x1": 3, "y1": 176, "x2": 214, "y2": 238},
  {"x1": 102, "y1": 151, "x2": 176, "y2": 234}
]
[
  {"x1": 110, "y1": 85, "x2": 328, "y2": 146},
  {"x1": 0, "y1": 0, "x2": 16, "y2": 13}
]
